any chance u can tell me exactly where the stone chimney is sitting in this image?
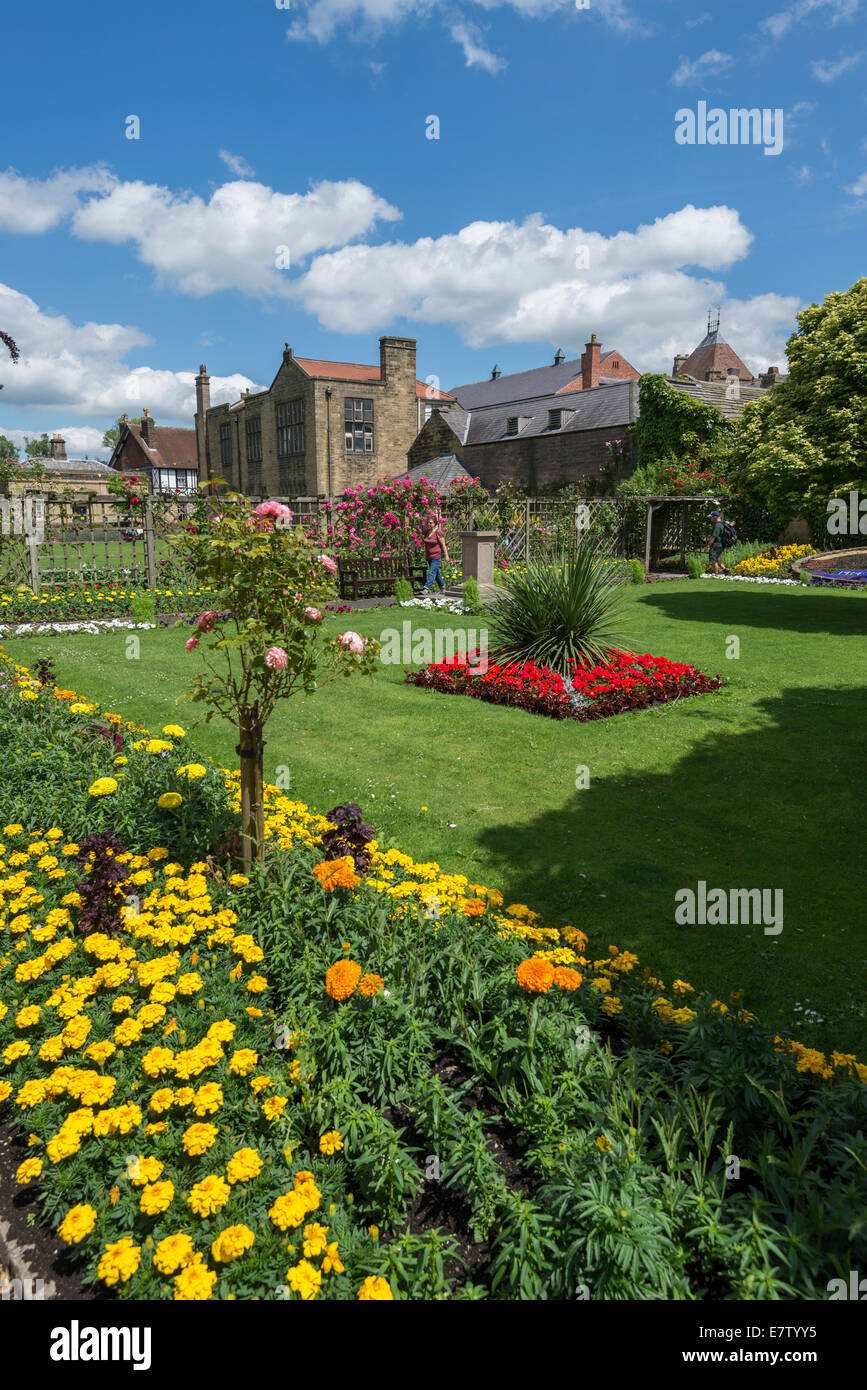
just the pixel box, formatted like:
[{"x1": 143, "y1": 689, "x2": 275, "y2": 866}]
[
  {"x1": 554, "y1": 348, "x2": 565, "y2": 366},
  {"x1": 580, "y1": 334, "x2": 601, "y2": 390},
  {"x1": 140, "y1": 407, "x2": 156, "y2": 447},
  {"x1": 50, "y1": 433, "x2": 67, "y2": 461},
  {"x1": 195, "y1": 364, "x2": 211, "y2": 418},
  {"x1": 195, "y1": 367, "x2": 211, "y2": 481},
  {"x1": 672, "y1": 354, "x2": 688, "y2": 376},
  {"x1": 705, "y1": 369, "x2": 724, "y2": 383},
  {"x1": 491, "y1": 364, "x2": 501, "y2": 380},
  {"x1": 379, "y1": 335, "x2": 416, "y2": 384},
  {"x1": 283, "y1": 342, "x2": 294, "y2": 364},
  {"x1": 760, "y1": 366, "x2": 780, "y2": 387}
]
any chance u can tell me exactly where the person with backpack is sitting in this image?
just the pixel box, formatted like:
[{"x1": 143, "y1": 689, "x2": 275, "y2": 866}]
[{"x1": 707, "y1": 508, "x2": 735, "y2": 575}]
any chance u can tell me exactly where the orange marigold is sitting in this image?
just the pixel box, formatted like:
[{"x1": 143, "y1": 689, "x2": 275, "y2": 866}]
[
  {"x1": 553, "y1": 967, "x2": 582, "y2": 991},
  {"x1": 325, "y1": 959, "x2": 362, "y2": 1002},
  {"x1": 313, "y1": 857, "x2": 360, "y2": 891},
  {"x1": 358, "y1": 973, "x2": 384, "y2": 997},
  {"x1": 515, "y1": 957, "x2": 555, "y2": 994}
]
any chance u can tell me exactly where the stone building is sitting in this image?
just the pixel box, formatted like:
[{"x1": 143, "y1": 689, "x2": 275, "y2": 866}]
[
  {"x1": 108, "y1": 411, "x2": 199, "y2": 493},
  {"x1": 408, "y1": 380, "x2": 641, "y2": 492},
  {"x1": 195, "y1": 338, "x2": 455, "y2": 498},
  {"x1": 9, "y1": 434, "x2": 119, "y2": 497}
]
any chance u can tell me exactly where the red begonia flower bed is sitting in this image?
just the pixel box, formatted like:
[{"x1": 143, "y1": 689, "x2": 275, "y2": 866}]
[{"x1": 405, "y1": 649, "x2": 723, "y2": 720}]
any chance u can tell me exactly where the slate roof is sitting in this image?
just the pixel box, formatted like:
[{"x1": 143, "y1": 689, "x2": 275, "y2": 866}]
[
  {"x1": 393, "y1": 454, "x2": 478, "y2": 487},
  {"x1": 665, "y1": 375, "x2": 767, "y2": 420},
  {"x1": 461, "y1": 381, "x2": 638, "y2": 446},
  {"x1": 448, "y1": 355, "x2": 613, "y2": 410},
  {"x1": 20, "y1": 458, "x2": 117, "y2": 476}
]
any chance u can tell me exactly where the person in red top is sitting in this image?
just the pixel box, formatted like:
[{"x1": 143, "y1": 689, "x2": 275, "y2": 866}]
[{"x1": 421, "y1": 513, "x2": 450, "y2": 593}]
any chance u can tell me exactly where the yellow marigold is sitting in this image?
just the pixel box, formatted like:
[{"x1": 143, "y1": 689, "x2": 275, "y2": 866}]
[
  {"x1": 146, "y1": 739, "x2": 173, "y2": 754},
  {"x1": 58, "y1": 1203, "x2": 97, "y2": 1244},
  {"x1": 595, "y1": 1134, "x2": 612, "y2": 1154},
  {"x1": 16, "y1": 1005, "x2": 42, "y2": 1028},
  {"x1": 286, "y1": 1259, "x2": 322, "y2": 1300},
  {"x1": 261, "y1": 1094, "x2": 288, "y2": 1121},
  {"x1": 302, "y1": 1222, "x2": 329, "y2": 1258},
  {"x1": 515, "y1": 957, "x2": 555, "y2": 994},
  {"x1": 357, "y1": 1276, "x2": 394, "y2": 1300},
  {"x1": 153, "y1": 1231, "x2": 196, "y2": 1275},
  {"x1": 187, "y1": 1175, "x2": 230, "y2": 1218},
  {"x1": 174, "y1": 1258, "x2": 217, "y2": 1300},
  {"x1": 211, "y1": 1224, "x2": 255, "y2": 1263},
  {"x1": 322, "y1": 1241, "x2": 345, "y2": 1275},
  {"x1": 269, "y1": 1191, "x2": 309, "y2": 1230},
  {"x1": 16, "y1": 1157, "x2": 43, "y2": 1184},
  {"x1": 176, "y1": 763, "x2": 207, "y2": 781},
  {"x1": 553, "y1": 966, "x2": 582, "y2": 991},
  {"x1": 183, "y1": 1122, "x2": 219, "y2": 1156},
  {"x1": 229, "y1": 1048, "x2": 258, "y2": 1075},
  {"x1": 15, "y1": 1079, "x2": 47, "y2": 1108},
  {"x1": 163, "y1": 725, "x2": 186, "y2": 738},
  {"x1": 358, "y1": 973, "x2": 384, "y2": 997},
  {"x1": 325, "y1": 958, "x2": 362, "y2": 1001},
  {"x1": 193, "y1": 1082, "x2": 223, "y2": 1116},
  {"x1": 600, "y1": 996, "x2": 623, "y2": 1017},
  {"x1": 158, "y1": 793, "x2": 183, "y2": 811},
  {"x1": 246, "y1": 975, "x2": 268, "y2": 994},
  {"x1": 140, "y1": 1181, "x2": 174, "y2": 1216},
  {"x1": 319, "y1": 1130, "x2": 343, "y2": 1155},
  {"x1": 98, "y1": 1237, "x2": 142, "y2": 1286},
  {"x1": 127, "y1": 1155, "x2": 163, "y2": 1185},
  {"x1": 226, "y1": 1147, "x2": 263, "y2": 1184},
  {"x1": 88, "y1": 778, "x2": 118, "y2": 798}
]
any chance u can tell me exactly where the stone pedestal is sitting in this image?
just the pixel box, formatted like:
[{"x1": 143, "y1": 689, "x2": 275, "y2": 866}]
[{"x1": 459, "y1": 530, "x2": 499, "y2": 584}]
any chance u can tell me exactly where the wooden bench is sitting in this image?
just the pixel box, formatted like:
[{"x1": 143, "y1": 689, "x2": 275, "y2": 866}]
[{"x1": 336, "y1": 550, "x2": 426, "y2": 600}]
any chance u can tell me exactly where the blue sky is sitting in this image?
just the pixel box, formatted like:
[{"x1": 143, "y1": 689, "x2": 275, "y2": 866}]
[{"x1": 1, "y1": 0, "x2": 864, "y2": 455}]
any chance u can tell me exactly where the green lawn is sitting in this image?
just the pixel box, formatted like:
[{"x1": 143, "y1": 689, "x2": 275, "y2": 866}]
[{"x1": 4, "y1": 580, "x2": 867, "y2": 1055}]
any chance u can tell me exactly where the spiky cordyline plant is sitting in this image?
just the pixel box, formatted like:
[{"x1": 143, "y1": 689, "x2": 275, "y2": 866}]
[{"x1": 490, "y1": 543, "x2": 628, "y2": 674}]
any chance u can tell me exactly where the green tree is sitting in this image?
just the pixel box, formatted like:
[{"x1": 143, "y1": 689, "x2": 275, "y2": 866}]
[
  {"x1": 24, "y1": 433, "x2": 50, "y2": 458},
  {"x1": 102, "y1": 415, "x2": 141, "y2": 449},
  {"x1": 0, "y1": 435, "x2": 18, "y2": 462},
  {"x1": 723, "y1": 278, "x2": 867, "y2": 528}
]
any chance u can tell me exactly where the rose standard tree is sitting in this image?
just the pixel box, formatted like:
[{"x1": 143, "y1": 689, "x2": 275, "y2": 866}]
[{"x1": 175, "y1": 495, "x2": 378, "y2": 867}]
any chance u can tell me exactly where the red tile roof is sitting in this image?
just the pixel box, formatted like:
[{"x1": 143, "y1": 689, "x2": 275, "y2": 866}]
[
  {"x1": 679, "y1": 340, "x2": 753, "y2": 382},
  {"x1": 293, "y1": 357, "x2": 455, "y2": 401},
  {"x1": 128, "y1": 424, "x2": 198, "y2": 469}
]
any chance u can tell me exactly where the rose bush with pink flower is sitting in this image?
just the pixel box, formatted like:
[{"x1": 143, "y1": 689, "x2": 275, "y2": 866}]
[
  {"x1": 175, "y1": 490, "x2": 379, "y2": 865},
  {"x1": 338, "y1": 631, "x2": 365, "y2": 654}
]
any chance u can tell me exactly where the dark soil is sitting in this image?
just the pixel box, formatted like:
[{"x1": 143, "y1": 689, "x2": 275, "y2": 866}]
[{"x1": 0, "y1": 1116, "x2": 94, "y2": 1300}]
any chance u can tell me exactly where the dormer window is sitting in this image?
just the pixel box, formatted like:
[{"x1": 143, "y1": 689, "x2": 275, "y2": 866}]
[
  {"x1": 505, "y1": 417, "x2": 519, "y2": 436},
  {"x1": 548, "y1": 410, "x2": 563, "y2": 430}
]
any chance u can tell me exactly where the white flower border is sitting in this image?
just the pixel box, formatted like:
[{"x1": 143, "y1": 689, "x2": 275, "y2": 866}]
[
  {"x1": 0, "y1": 618, "x2": 157, "y2": 636},
  {"x1": 699, "y1": 573, "x2": 799, "y2": 587},
  {"x1": 397, "y1": 595, "x2": 467, "y2": 615}
]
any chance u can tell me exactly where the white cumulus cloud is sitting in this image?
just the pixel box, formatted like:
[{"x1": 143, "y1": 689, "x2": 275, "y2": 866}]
[{"x1": 0, "y1": 282, "x2": 258, "y2": 422}]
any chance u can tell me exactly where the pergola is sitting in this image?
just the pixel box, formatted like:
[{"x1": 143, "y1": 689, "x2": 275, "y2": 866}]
[{"x1": 642, "y1": 496, "x2": 720, "y2": 574}]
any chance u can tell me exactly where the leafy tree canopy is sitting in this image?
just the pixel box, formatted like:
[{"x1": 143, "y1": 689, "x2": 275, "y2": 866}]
[{"x1": 723, "y1": 278, "x2": 867, "y2": 524}]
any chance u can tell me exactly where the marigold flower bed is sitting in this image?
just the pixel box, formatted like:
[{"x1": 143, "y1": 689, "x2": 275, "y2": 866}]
[
  {"x1": 2, "y1": 651, "x2": 866, "y2": 1301},
  {"x1": 405, "y1": 649, "x2": 723, "y2": 720}
]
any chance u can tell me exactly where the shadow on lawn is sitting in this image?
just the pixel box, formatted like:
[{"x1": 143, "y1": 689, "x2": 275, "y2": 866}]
[
  {"x1": 474, "y1": 683, "x2": 867, "y2": 1045},
  {"x1": 639, "y1": 585, "x2": 867, "y2": 636}
]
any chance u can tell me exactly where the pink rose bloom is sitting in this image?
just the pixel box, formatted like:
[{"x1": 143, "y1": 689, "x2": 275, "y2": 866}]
[
  {"x1": 264, "y1": 646, "x2": 288, "y2": 670},
  {"x1": 254, "y1": 500, "x2": 293, "y2": 520},
  {"x1": 339, "y1": 631, "x2": 365, "y2": 654},
  {"x1": 304, "y1": 606, "x2": 323, "y2": 621},
  {"x1": 197, "y1": 609, "x2": 218, "y2": 632},
  {"x1": 185, "y1": 636, "x2": 199, "y2": 651},
  {"x1": 319, "y1": 554, "x2": 338, "y2": 575}
]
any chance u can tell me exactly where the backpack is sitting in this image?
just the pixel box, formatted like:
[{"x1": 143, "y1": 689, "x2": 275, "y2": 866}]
[{"x1": 720, "y1": 521, "x2": 737, "y2": 549}]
